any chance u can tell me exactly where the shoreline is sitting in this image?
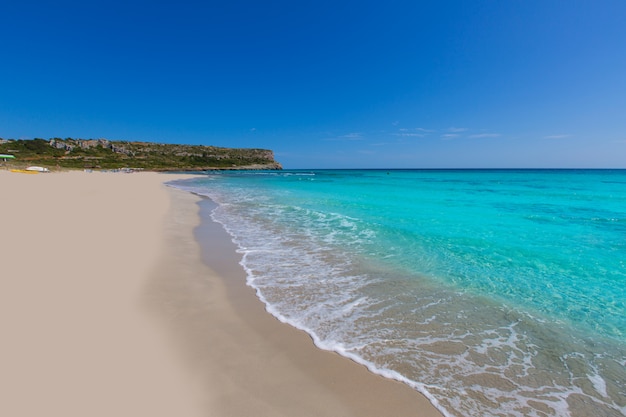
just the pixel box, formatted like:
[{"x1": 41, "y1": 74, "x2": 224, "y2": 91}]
[
  {"x1": 0, "y1": 170, "x2": 443, "y2": 416},
  {"x1": 158, "y1": 185, "x2": 444, "y2": 416}
]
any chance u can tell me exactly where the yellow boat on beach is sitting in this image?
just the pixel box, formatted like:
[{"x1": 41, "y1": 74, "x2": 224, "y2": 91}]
[{"x1": 10, "y1": 169, "x2": 40, "y2": 174}]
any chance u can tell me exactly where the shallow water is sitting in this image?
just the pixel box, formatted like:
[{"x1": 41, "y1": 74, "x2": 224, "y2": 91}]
[{"x1": 171, "y1": 169, "x2": 626, "y2": 417}]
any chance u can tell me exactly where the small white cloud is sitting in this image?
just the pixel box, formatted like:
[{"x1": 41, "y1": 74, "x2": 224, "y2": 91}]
[
  {"x1": 392, "y1": 121, "x2": 400, "y2": 126},
  {"x1": 394, "y1": 133, "x2": 425, "y2": 137},
  {"x1": 468, "y1": 133, "x2": 501, "y2": 139},
  {"x1": 448, "y1": 127, "x2": 468, "y2": 133},
  {"x1": 324, "y1": 132, "x2": 364, "y2": 141},
  {"x1": 340, "y1": 132, "x2": 363, "y2": 140},
  {"x1": 544, "y1": 134, "x2": 571, "y2": 139},
  {"x1": 441, "y1": 134, "x2": 459, "y2": 139},
  {"x1": 394, "y1": 128, "x2": 433, "y2": 137},
  {"x1": 250, "y1": 128, "x2": 257, "y2": 132}
]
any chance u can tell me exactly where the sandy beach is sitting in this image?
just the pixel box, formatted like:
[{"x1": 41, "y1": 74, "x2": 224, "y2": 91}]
[{"x1": 0, "y1": 169, "x2": 443, "y2": 417}]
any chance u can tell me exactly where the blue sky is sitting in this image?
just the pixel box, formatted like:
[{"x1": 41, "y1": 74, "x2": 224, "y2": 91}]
[{"x1": 2, "y1": 1, "x2": 625, "y2": 168}]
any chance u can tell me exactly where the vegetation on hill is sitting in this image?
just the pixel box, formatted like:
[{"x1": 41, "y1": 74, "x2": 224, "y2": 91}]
[{"x1": 0, "y1": 138, "x2": 282, "y2": 171}]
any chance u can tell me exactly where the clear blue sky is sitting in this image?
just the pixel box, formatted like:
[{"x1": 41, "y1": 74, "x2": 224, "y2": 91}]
[{"x1": 2, "y1": 1, "x2": 625, "y2": 168}]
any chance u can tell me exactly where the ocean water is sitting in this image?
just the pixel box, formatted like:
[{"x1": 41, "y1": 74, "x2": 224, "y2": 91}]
[{"x1": 170, "y1": 169, "x2": 626, "y2": 417}]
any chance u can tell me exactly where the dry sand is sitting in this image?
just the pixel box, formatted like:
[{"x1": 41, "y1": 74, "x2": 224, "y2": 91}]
[{"x1": 0, "y1": 169, "x2": 443, "y2": 417}]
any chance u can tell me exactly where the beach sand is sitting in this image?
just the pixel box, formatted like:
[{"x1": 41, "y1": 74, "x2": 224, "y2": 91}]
[{"x1": 0, "y1": 170, "x2": 443, "y2": 417}]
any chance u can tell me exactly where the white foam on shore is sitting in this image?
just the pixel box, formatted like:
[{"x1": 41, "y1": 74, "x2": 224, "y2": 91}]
[{"x1": 588, "y1": 364, "x2": 608, "y2": 398}]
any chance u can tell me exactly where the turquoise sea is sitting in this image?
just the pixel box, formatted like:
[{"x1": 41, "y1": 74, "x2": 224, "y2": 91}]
[{"x1": 171, "y1": 169, "x2": 626, "y2": 417}]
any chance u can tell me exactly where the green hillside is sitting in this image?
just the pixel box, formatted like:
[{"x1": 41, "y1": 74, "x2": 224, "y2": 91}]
[{"x1": 0, "y1": 138, "x2": 282, "y2": 171}]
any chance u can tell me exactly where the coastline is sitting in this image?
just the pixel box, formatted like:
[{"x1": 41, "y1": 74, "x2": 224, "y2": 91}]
[
  {"x1": 0, "y1": 170, "x2": 443, "y2": 416},
  {"x1": 154, "y1": 190, "x2": 444, "y2": 416}
]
